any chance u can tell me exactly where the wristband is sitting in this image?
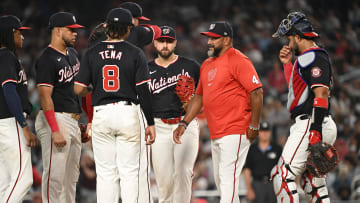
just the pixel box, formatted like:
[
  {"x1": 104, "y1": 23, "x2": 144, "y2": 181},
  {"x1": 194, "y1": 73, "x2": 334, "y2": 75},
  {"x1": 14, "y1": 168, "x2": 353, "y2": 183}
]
[
  {"x1": 44, "y1": 110, "x2": 59, "y2": 132},
  {"x1": 313, "y1": 97, "x2": 328, "y2": 109},
  {"x1": 249, "y1": 124, "x2": 259, "y2": 131},
  {"x1": 179, "y1": 120, "x2": 189, "y2": 129}
]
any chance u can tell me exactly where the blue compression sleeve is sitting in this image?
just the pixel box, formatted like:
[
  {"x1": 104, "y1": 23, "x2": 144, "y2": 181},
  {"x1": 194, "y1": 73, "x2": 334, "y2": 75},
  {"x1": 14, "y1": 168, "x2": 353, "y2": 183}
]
[{"x1": 3, "y1": 82, "x2": 27, "y2": 128}]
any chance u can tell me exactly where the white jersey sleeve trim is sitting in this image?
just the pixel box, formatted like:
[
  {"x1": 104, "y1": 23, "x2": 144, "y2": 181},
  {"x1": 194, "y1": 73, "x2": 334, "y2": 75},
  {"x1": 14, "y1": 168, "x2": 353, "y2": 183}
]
[
  {"x1": 136, "y1": 79, "x2": 151, "y2": 86},
  {"x1": 298, "y1": 51, "x2": 315, "y2": 68},
  {"x1": 1, "y1": 79, "x2": 17, "y2": 86},
  {"x1": 37, "y1": 83, "x2": 54, "y2": 87},
  {"x1": 310, "y1": 84, "x2": 329, "y2": 89},
  {"x1": 74, "y1": 81, "x2": 88, "y2": 87}
]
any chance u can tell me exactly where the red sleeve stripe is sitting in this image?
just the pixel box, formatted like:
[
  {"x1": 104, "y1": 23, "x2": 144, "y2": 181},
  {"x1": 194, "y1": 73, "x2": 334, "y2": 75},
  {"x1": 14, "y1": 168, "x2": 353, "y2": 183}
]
[
  {"x1": 37, "y1": 83, "x2": 54, "y2": 87},
  {"x1": 310, "y1": 84, "x2": 329, "y2": 89},
  {"x1": 136, "y1": 79, "x2": 151, "y2": 86},
  {"x1": 1, "y1": 79, "x2": 17, "y2": 86},
  {"x1": 74, "y1": 81, "x2": 88, "y2": 87}
]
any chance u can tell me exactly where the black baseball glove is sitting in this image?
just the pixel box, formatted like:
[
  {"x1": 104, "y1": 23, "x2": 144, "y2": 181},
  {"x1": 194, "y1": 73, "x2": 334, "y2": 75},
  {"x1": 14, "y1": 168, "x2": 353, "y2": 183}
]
[{"x1": 306, "y1": 142, "x2": 339, "y2": 177}]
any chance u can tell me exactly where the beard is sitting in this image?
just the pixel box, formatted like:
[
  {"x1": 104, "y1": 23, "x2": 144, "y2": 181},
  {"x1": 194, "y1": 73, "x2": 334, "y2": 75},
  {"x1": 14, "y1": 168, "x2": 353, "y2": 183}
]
[
  {"x1": 293, "y1": 43, "x2": 300, "y2": 56},
  {"x1": 207, "y1": 46, "x2": 221, "y2": 57},
  {"x1": 158, "y1": 49, "x2": 174, "y2": 59},
  {"x1": 63, "y1": 36, "x2": 74, "y2": 47}
]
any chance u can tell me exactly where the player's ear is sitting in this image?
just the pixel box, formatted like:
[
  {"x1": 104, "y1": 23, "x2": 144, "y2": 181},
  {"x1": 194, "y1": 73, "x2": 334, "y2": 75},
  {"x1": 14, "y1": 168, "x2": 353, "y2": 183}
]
[{"x1": 224, "y1": 36, "x2": 231, "y2": 46}]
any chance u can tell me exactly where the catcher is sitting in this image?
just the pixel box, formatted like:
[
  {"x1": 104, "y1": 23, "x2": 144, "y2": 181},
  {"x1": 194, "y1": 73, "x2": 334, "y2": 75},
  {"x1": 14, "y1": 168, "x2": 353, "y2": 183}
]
[
  {"x1": 148, "y1": 26, "x2": 200, "y2": 203},
  {"x1": 270, "y1": 12, "x2": 338, "y2": 203}
]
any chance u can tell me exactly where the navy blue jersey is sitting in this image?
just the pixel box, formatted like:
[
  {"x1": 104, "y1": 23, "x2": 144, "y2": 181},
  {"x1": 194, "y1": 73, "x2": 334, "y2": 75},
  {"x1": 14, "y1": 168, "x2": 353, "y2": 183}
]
[
  {"x1": 35, "y1": 46, "x2": 81, "y2": 113},
  {"x1": 148, "y1": 56, "x2": 200, "y2": 118},
  {"x1": 75, "y1": 41, "x2": 150, "y2": 106},
  {"x1": 0, "y1": 48, "x2": 32, "y2": 118},
  {"x1": 287, "y1": 48, "x2": 332, "y2": 118}
]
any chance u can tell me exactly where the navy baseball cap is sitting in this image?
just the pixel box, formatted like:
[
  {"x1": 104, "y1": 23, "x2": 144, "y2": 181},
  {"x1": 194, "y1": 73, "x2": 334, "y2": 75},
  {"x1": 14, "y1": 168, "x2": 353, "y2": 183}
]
[
  {"x1": 259, "y1": 122, "x2": 271, "y2": 131},
  {"x1": 201, "y1": 21, "x2": 233, "y2": 38},
  {"x1": 0, "y1": 15, "x2": 31, "y2": 30},
  {"x1": 48, "y1": 12, "x2": 84, "y2": 29},
  {"x1": 155, "y1": 26, "x2": 176, "y2": 40},
  {"x1": 106, "y1": 8, "x2": 133, "y2": 25},
  {"x1": 120, "y1": 2, "x2": 150, "y2": 21}
]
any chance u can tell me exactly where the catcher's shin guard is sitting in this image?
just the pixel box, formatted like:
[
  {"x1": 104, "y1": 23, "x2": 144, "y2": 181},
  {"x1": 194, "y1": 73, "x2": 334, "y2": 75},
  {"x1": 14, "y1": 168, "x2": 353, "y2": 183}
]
[
  {"x1": 300, "y1": 171, "x2": 330, "y2": 203},
  {"x1": 270, "y1": 158, "x2": 299, "y2": 203}
]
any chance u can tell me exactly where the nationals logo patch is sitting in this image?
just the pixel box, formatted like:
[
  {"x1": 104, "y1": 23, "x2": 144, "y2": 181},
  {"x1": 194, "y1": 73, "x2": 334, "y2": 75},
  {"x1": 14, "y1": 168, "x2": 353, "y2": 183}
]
[{"x1": 311, "y1": 67, "x2": 322, "y2": 78}]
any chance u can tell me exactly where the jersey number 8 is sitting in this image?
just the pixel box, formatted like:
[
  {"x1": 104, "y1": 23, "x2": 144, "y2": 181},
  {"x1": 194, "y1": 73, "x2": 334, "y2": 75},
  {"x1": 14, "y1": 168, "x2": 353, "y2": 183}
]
[{"x1": 102, "y1": 65, "x2": 120, "y2": 92}]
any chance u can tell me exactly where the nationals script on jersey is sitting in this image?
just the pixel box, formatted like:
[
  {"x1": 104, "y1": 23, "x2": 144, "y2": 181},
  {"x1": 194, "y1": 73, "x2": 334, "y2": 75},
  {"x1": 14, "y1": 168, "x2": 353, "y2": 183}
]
[
  {"x1": 148, "y1": 55, "x2": 200, "y2": 119},
  {"x1": 35, "y1": 46, "x2": 81, "y2": 113}
]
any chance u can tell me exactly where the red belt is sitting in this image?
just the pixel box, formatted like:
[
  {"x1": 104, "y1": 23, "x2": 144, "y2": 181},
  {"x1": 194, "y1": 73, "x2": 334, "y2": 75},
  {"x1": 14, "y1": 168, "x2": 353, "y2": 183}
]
[{"x1": 161, "y1": 117, "x2": 181, "y2": 124}]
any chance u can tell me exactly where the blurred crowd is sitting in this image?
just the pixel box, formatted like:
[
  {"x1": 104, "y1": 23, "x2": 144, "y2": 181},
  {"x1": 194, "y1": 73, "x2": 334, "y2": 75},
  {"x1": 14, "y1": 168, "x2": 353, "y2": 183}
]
[{"x1": 1, "y1": 0, "x2": 360, "y2": 202}]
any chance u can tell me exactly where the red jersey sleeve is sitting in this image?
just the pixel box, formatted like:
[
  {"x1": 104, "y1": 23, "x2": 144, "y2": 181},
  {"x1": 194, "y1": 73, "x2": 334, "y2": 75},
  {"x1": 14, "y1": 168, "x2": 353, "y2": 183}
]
[
  {"x1": 195, "y1": 69, "x2": 204, "y2": 95},
  {"x1": 232, "y1": 57, "x2": 262, "y2": 92}
]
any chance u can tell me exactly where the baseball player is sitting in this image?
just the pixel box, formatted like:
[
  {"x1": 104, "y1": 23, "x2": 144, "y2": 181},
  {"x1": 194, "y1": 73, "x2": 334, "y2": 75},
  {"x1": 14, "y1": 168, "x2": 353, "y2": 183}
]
[
  {"x1": 83, "y1": 3, "x2": 160, "y2": 202},
  {"x1": 0, "y1": 15, "x2": 37, "y2": 203},
  {"x1": 74, "y1": 8, "x2": 155, "y2": 203},
  {"x1": 149, "y1": 26, "x2": 200, "y2": 203},
  {"x1": 34, "y1": 12, "x2": 84, "y2": 203},
  {"x1": 270, "y1": 12, "x2": 337, "y2": 203},
  {"x1": 173, "y1": 21, "x2": 263, "y2": 203}
]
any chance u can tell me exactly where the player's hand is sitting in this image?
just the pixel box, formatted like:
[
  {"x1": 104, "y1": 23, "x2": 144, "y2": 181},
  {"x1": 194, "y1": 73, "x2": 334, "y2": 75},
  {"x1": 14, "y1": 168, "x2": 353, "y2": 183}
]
[
  {"x1": 279, "y1": 45, "x2": 292, "y2": 64},
  {"x1": 80, "y1": 123, "x2": 91, "y2": 143},
  {"x1": 145, "y1": 125, "x2": 155, "y2": 145},
  {"x1": 247, "y1": 128, "x2": 259, "y2": 143},
  {"x1": 23, "y1": 126, "x2": 37, "y2": 147},
  {"x1": 173, "y1": 125, "x2": 186, "y2": 144},
  {"x1": 246, "y1": 187, "x2": 256, "y2": 201},
  {"x1": 52, "y1": 131, "x2": 67, "y2": 147}
]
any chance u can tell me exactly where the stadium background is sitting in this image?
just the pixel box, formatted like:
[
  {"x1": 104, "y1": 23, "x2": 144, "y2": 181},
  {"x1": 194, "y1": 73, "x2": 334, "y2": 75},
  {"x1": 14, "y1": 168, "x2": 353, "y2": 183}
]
[{"x1": 1, "y1": 0, "x2": 360, "y2": 202}]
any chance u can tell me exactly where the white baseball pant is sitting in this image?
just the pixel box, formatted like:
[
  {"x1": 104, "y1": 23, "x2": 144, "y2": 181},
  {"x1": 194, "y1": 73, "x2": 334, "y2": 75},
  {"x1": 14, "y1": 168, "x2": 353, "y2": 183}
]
[
  {"x1": 271, "y1": 115, "x2": 337, "y2": 203},
  {"x1": 211, "y1": 134, "x2": 250, "y2": 203},
  {"x1": 137, "y1": 106, "x2": 153, "y2": 203},
  {"x1": 0, "y1": 116, "x2": 33, "y2": 203},
  {"x1": 35, "y1": 111, "x2": 81, "y2": 203},
  {"x1": 152, "y1": 118, "x2": 199, "y2": 203},
  {"x1": 91, "y1": 101, "x2": 141, "y2": 203}
]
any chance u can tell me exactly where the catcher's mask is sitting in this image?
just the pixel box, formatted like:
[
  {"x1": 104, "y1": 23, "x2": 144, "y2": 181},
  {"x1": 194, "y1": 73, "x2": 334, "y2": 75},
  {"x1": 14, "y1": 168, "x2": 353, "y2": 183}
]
[{"x1": 272, "y1": 11, "x2": 318, "y2": 39}]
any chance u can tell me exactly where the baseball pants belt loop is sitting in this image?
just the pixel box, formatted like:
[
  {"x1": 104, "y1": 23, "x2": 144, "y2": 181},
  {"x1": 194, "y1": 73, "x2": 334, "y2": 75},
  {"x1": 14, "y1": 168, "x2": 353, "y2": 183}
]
[
  {"x1": 290, "y1": 114, "x2": 310, "y2": 125},
  {"x1": 161, "y1": 117, "x2": 182, "y2": 124}
]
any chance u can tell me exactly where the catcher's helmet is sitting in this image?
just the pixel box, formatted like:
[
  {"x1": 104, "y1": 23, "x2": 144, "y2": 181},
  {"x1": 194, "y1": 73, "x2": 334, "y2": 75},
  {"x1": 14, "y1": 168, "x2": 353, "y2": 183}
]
[{"x1": 272, "y1": 11, "x2": 318, "y2": 38}]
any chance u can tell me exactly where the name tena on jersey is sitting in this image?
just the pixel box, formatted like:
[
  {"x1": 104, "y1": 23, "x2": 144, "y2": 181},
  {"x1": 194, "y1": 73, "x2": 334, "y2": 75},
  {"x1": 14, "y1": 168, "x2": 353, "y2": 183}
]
[
  {"x1": 150, "y1": 69, "x2": 190, "y2": 94},
  {"x1": 99, "y1": 50, "x2": 122, "y2": 61},
  {"x1": 58, "y1": 62, "x2": 80, "y2": 83}
]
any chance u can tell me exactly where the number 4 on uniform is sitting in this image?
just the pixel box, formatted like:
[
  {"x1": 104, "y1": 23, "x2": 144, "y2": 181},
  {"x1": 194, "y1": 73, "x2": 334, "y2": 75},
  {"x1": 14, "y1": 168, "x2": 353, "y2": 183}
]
[{"x1": 252, "y1": 75, "x2": 259, "y2": 84}]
